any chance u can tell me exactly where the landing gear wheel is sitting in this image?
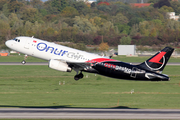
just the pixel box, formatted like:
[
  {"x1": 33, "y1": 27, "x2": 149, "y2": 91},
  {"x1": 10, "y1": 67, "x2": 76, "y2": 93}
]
[
  {"x1": 79, "y1": 73, "x2": 84, "y2": 79},
  {"x1": 21, "y1": 55, "x2": 28, "y2": 65},
  {"x1": 21, "y1": 60, "x2": 26, "y2": 65},
  {"x1": 74, "y1": 72, "x2": 84, "y2": 81},
  {"x1": 74, "y1": 75, "x2": 80, "y2": 81}
]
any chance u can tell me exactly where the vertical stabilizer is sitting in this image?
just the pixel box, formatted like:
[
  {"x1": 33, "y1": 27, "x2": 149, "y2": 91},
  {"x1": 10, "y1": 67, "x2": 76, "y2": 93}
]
[{"x1": 138, "y1": 47, "x2": 174, "y2": 73}]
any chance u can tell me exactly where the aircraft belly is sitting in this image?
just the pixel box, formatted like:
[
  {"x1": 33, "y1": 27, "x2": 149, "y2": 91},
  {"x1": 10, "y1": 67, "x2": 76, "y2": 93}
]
[
  {"x1": 93, "y1": 62, "x2": 168, "y2": 81},
  {"x1": 93, "y1": 64, "x2": 134, "y2": 80}
]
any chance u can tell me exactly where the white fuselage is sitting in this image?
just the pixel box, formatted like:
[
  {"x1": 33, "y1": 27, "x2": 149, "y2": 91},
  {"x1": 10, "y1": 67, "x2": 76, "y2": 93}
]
[{"x1": 5, "y1": 36, "x2": 105, "y2": 63}]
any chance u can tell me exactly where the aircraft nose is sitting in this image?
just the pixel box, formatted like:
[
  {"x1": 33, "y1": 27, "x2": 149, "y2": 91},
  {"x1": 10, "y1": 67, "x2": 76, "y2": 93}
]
[
  {"x1": 5, "y1": 40, "x2": 13, "y2": 49},
  {"x1": 5, "y1": 40, "x2": 11, "y2": 48}
]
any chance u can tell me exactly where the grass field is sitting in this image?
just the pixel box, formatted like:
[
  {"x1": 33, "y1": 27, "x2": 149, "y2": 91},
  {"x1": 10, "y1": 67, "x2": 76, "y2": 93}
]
[
  {"x1": 112, "y1": 55, "x2": 180, "y2": 63},
  {"x1": 0, "y1": 54, "x2": 180, "y2": 63},
  {"x1": 0, "y1": 65, "x2": 180, "y2": 109},
  {"x1": 0, "y1": 55, "x2": 46, "y2": 62}
]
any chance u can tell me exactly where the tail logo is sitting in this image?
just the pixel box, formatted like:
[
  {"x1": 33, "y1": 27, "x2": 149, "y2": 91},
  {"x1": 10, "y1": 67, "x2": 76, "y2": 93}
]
[{"x1": 145, "y1": 52, "x2": 166, "y2": 70}]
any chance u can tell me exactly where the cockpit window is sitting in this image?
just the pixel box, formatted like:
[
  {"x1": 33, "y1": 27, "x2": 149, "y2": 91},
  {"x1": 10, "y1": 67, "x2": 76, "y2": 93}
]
[{"x1": 13, "y1": 38, "x2": 20, "y2": 42}]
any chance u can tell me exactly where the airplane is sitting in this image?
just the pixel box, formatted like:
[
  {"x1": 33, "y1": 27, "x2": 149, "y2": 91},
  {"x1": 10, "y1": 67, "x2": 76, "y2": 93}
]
[{"x1": 5, "y1": 36, "x2": 174, "y2": 81}]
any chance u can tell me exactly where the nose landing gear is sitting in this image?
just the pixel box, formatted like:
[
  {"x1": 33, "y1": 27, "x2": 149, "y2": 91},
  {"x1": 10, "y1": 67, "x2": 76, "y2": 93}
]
[
  {"x1": 21, "y1": 60, "x2": 26, "y2": 64},
  {"x1": 74, "y1": 72, "x2": 84, "y2": 81},
  {"x1": 21, "y1": 55, "x2": 28, "y2": 65}
]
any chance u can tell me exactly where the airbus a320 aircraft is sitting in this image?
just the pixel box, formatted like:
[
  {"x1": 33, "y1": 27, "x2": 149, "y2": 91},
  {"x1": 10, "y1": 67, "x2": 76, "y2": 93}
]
[{"x1": 5, "y1": 36, "x2": 174, "y2": 81}]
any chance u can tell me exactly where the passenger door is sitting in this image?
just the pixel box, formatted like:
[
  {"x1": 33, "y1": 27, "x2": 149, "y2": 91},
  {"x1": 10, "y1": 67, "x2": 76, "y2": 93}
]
[
  {"x1": 131, "y1": 67, "x2": 140, "y2": 78},
  {"x1": 24, "y1": 39, "x2": 31, "y2": 49}
]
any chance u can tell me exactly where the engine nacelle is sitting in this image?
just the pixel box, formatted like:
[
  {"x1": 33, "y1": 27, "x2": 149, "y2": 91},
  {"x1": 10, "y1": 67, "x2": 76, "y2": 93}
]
[{"x1": 49, "y1": 59, "x2": 72, "y2": 72}]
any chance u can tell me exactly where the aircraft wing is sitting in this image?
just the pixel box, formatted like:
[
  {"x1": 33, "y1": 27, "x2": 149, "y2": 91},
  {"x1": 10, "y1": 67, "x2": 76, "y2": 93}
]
[
  {"x1": 67, "y1": 61, "x2": 92, "y2": 71},
  {"x1": 67, "y1": 61, "x2": 99, "y2": 73},
  {"x1": 54, "y1": 59, "x2": 92, "y2": 71}
]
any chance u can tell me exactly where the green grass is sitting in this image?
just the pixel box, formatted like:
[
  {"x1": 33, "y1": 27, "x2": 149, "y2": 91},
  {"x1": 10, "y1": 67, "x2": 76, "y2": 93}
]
[
  {"x1": 112, "y1": 55, "x2": 180, "y2": 63},
  {"x1": 0, "y1": 65, "x2": 180, "y2": 109},
  {"x1": 0, "y1": 55, "x2": 46, "y2": 62},
  {"x1": 1, "y1": 55, "x2": 180, "y2": 63}
]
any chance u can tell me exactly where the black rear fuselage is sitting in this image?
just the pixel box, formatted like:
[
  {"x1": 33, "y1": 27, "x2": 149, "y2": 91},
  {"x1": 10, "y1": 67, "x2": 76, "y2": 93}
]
[
  {"x1": 91, "y1": 61, "x2": 169, "y2": 81},
  {"x1": 85, "y1": 47, "x2": 174, "y2": 81}
]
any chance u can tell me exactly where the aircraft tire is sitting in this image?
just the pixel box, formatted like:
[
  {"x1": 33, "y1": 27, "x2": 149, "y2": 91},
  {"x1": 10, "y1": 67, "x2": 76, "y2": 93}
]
[
  {"x1": 21, "y1": 60, "x2": 26, "y2": 65},
  {"x1": 79, "y1": 73, "x2": 84, "y2": 79},
  {"x1": 74, "y1": 75, "x2": 80, "y2": 81}
]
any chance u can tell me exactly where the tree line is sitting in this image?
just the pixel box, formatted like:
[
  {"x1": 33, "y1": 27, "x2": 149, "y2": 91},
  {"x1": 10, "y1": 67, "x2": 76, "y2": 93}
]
[{"x1": 1, "y1": 0, "x2": 180, "y2": 50}]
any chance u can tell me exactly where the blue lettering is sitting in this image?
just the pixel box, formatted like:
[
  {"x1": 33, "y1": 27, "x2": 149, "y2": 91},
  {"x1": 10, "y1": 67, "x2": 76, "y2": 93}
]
[
  {"x1": 46, "y1": 46, "x2": 54, "y2": 53},
  {"x1": 37, "y1": 42, "x2": 70, "y2": 56},
  {"x1": 54, "y1": 49, "x2": 62, "y2": 55},
  {"x1": 37, "y1": 43, "x2": 47, "y2": 51},
  {"x1": 61, "y1": 51, "x2": 68, "y2": 56}
]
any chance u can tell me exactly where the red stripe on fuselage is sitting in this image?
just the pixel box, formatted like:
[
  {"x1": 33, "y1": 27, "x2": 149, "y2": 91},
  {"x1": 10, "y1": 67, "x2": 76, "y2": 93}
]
[{"x1": 86, "y1": 58, "x2": 117, "y2": 63}]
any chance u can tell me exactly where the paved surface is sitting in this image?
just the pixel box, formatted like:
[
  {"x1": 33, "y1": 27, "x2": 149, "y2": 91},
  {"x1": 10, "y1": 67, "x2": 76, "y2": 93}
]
[
  {"x1": 0, "y1": 108, "x2": 180, "y2": 119},
  {"x1": 0, "y1": 62, "x2": 180, "y2": 65}
]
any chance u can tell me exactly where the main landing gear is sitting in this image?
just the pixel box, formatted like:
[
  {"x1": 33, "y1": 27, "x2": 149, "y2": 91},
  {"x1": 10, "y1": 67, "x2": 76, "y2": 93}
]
[{"x1": 74, "y1": 72, "x2": 84, "y2": 81}]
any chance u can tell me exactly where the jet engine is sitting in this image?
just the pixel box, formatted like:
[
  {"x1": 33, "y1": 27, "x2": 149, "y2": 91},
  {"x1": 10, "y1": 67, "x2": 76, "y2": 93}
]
[{"x1": 49, "y1": 59, "x2": 71, "y2": 72}]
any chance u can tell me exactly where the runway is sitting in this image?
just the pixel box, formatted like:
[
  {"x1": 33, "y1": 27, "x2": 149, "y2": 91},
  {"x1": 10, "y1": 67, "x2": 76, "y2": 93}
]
[
  {"x1": 0, "y1": 62, "x2": 180, "y2": 65},
  {"x1": 0, "y1": 108, "x2": 180, "y2": 119}
]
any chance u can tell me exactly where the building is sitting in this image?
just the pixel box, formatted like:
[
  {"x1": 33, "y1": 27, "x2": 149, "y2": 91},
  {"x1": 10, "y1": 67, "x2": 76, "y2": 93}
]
[
  {"x1": 167, "y1": 12, "x2": 180, "y2": 21},
  {"x1": 130, "y1": 0, "x2": 151, "y2": 8},
  {"x1": 118, "y1": 45, "x2": 136, "y2": 56},
  {"x1": 130, "y1": 3, "x2": 151, "y2": 8}
]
